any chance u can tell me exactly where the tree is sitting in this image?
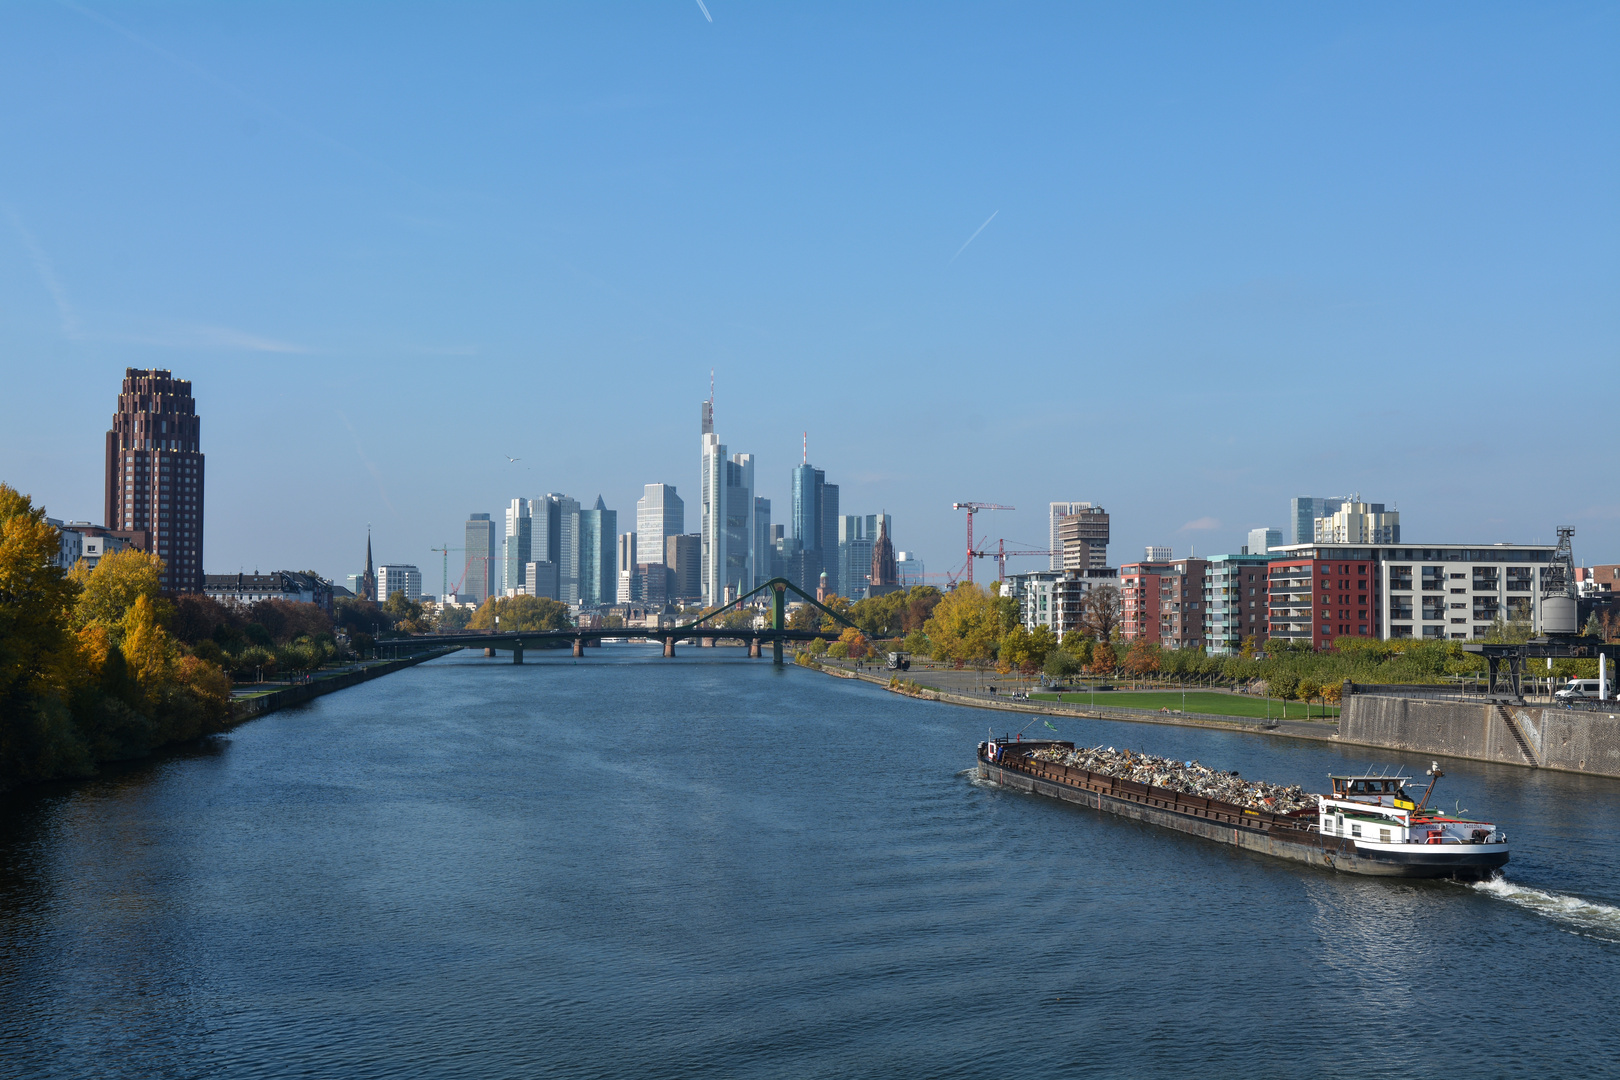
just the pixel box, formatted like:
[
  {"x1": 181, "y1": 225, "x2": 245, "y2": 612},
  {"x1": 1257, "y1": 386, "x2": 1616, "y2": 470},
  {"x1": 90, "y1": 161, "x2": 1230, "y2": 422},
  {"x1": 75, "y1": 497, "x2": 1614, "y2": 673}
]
[
  {"x1": 70, "y1": 548, "x2": 167, "y2": 638},
  {"x1": 836, "y1": 626, "x2": 868, "y2": 659},
  {"x1": 1044, "y1": 648, "x2": 1079, "y2": 678},
  {"x1": 253, "y1": 598, "x2": 335, "y2": 643},
  {"x1": 922, "y1": 583, "x2": 1001, "y2": 666},
  {"x1": 902, "y1": 629, "x2": 930, "y2": 655},
  {"x1": 1083, "y1": 585, "x2": 1121, "y2": 641},
  {"x1": 1123, "y1": 640, "x2": 1161, "y2": 679},
  {"x1": 1239, "y1": 635, "x2": 1259, "y2": 661},
  {"x1": 0, "y1": 485, "x2": 80, "y2": 728},
  {"x1": 1088, "y1": 640, "x2": 1118, "y2": 676},
  {"x1": 468, "y1": 594, "x2": 572, "y2": 632}
]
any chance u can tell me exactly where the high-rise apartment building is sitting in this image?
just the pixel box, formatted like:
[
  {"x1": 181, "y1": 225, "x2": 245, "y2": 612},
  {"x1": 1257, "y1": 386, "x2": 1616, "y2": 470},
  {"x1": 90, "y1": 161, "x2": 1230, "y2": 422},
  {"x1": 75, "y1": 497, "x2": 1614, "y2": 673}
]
[
  {"x1": 577, "y1": 497, "x2": 617, "y2": 607},
  {"x1": 635, "y1": 484, "x2": 684, "y2": 572},
  {"x1": 1057, "y1": 507, "x2": 1110, "y2": 571},
  {"x1": 1202, "y1": 553, "x2": 1271, "y2": 654},
  {"x1": 1145, "y1": 546, "x2": 1173, "y2": 562},
  {"x1": 503, "y1": 498, "x2": 532, "y2": 595},
  {"x1": 464, "y1": 514, "x2": 498, "y2": 603},
  {"x1": 1314, "y1": 500, "x2": 1400, "y2": 545},
  {"x1": 700, "y1": 414, "x2": 755, "y2": 605},
  {"x1": 1049, "y1": 502, "x2": 1097, "y2": 571},
  {"x1": 1120, "y1": 557, "x2": 1209, "y2": 648},
  {"x1": 104, "y1": 368, "x2": 204, "y2": 592}
]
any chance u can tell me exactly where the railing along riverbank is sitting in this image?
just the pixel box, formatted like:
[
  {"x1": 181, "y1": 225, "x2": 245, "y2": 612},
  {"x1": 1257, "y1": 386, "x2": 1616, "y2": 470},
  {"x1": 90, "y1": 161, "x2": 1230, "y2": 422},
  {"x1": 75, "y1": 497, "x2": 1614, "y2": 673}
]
[{"x1": 231, "y1": 646, "x2": 459, "y2": 722}]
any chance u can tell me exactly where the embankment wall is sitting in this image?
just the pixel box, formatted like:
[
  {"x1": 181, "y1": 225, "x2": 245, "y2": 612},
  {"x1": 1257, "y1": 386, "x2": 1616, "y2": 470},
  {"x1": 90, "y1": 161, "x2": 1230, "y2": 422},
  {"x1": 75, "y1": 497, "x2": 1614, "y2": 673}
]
[
  {"x1": 1339, "y1": 695, "x2": 1620, "y2": 778},
  {"x1": 232, "y1": 648, "x2": 456, "y2": 722}
]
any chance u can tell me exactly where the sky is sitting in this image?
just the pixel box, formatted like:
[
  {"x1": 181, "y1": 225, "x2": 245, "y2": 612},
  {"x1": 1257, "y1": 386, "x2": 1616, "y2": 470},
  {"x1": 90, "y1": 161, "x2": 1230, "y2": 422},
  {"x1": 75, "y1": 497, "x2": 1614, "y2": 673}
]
[{"x1": 1, "y1": 1, "x2": 1616, "y2": 591}]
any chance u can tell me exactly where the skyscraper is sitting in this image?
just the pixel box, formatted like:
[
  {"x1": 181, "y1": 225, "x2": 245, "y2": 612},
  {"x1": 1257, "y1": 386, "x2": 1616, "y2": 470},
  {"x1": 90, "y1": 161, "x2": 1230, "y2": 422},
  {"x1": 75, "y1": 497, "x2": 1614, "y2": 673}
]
[
  {"x1": 753, "y1": 497, "x2": 772, "y2": 584},
  {"x1": 464, "y1": 514, "x2": 497, "y2": 603},
  {"x1": 636, "y1": 484, "x2": 684, "y2": 571},
  {"x1": 503, "y1": 497, "x2": 532, "y2": 595},
  {"x1": 104, "y1": 368, "x2": 204, "y2": 592},
  {"x1": 837, "y1": 515, "x2": 873, "y2": 600},
  {"x1": 576, "y1": 496, "x2": 616, "y2": 607},
  {"x1": 789, "y1": 462, "x2": 839, "y2": 594},
  {"x1": 534, "y1": 493, "x2": 579, "y2": 603},
  {"x1": 1246, "y1": 527, "x2": 1282, "y2": 555},
  {"x1": 699, "y1": 399, "x2": 755, "y2": 605},
  {"x1": 666, "y1": 534, "x2": 701, "y2": 602},
  {"x1": 1057, "y1": 506, "x2": 1110, "y2": 571}
]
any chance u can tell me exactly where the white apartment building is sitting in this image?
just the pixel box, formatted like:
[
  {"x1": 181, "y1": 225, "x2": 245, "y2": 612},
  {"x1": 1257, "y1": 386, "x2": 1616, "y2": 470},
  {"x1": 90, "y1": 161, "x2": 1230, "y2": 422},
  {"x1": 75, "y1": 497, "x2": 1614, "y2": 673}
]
[{"x1": 1314, "y1": 500, "x2": 1400, "y2": 545}]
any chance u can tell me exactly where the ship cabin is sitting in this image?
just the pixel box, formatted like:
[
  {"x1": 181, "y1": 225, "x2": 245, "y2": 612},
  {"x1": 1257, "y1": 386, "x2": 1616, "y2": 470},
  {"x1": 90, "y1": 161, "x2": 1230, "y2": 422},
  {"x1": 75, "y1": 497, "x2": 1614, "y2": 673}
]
[{"x1": 1318, "y1": 773, "x2": 1502, "y2": 847}]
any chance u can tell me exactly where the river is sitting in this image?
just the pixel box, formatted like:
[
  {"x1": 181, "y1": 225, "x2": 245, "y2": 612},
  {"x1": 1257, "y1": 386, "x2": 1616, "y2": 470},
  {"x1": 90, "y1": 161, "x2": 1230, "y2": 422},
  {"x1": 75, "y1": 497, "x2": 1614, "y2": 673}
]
[{"x1": 3, "y1": 647, "x2": 1619, "y2": 1078}]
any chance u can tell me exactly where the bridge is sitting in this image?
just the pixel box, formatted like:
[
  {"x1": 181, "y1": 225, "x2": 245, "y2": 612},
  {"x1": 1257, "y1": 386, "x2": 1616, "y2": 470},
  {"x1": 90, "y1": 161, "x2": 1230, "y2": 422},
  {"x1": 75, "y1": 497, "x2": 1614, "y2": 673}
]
[{"x1": 376, "y1": 577, "x2": 858, "y2": 666}]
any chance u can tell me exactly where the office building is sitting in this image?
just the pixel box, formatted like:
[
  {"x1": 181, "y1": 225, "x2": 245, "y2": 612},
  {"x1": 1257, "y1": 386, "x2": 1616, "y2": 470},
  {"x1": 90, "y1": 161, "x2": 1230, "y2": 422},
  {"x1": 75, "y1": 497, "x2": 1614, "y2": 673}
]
[
  {"x1": 837, "y1": 515, "x2": 873, "y2": 600},
  {"x1": 666, "y1": 534, "x2": 701, "y2": 603},
  {"x1": 636, "y1": 484, "x2": 684, "y2": 573},
  {"x1": 1120, "y1": 557, "x2": 1210, "y2": 648},
  {"x1": 464, "y1": 514, "x2": 498, "y2": 603},
  {"x1": 700, "y1": 416, "x2": 754, "y2": 605},
  {"x1": 1246, "y1": 527, "x2": 1282, "y2": 556},
  {"x1": 1314, "y1": 500, "x2": 1400, "y2": 545},
  {"x1": 503, "y1": 498, "x2": 532, "y2": 594},
  {"x1": 532, "y1": 493, "x2": 579, "y2": 603},
  {"x1": 1058, "y1": 507, "x2": 1110, "y2": 571},
  {"x1": 789, "y1": 461, "x2": 840, "y2": 594},
  {"x1": 576, "y1": 497, "x2": 617, "y2": 608},
  {"x1": 104, "y1": 368, "x2": 204, "y2": 592},
  {"x1": 896, "y1": 551, "x2": 925, "y2": 588},
  {"x1": 1267, "y1": 541, "x2": 1559, "y2": 647},
  {"x1": 617, "y1": 532, "x2": 637, "y2": 603},
  {"x1": 754, "y1": 497, "x2": 772, "y2": 585},
  {"x1": 376, "y1": 564, "x2": 422, "y2": 604},
  {"x1": 1202, "y1": 553, "x2": 1271, "y2": 654},
  {"x1": 1049, "y1": 502, "x2": 1098, "y2": 571},
  {"x1": 1145, "y1": 546, "x2": 1173, "y2": 562},
  {"x1": 1289, "y1": 497, "x2": 1347, "y2": 544},
  {"x1": 634, "y1": 562, "x2": 669, "y2": 606},
  {"x1": 524, "y1": 561, "x2": 558, "y2": 600}
]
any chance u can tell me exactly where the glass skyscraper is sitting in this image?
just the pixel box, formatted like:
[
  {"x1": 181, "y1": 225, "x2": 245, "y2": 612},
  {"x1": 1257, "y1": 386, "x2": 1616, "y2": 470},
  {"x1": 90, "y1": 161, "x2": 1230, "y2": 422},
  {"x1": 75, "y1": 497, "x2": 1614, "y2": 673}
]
[{"x1": 576, "y1": 496, "x2": 616, "y2": 607}]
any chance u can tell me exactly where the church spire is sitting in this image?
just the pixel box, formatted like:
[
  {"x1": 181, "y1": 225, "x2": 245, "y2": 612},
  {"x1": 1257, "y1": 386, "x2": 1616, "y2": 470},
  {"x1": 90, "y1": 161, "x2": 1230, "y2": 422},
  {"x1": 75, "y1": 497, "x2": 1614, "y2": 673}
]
[{"x1": 362, "y1": 526, "x2": 376, "y2": 602}]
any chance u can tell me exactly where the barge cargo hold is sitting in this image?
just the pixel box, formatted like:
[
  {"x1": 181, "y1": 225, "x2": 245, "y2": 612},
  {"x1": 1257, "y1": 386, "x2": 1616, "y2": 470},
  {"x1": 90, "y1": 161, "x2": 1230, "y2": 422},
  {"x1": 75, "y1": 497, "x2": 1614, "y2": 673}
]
[{"x1": 977, "y1": 740, "x2": 1509, "y2": 880}]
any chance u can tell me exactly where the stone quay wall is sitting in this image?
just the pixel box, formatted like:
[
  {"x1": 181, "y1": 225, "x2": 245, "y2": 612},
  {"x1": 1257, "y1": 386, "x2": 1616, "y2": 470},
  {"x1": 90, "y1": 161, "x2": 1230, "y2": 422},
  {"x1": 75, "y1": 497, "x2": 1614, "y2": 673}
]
[{"x1": 1339, "y1": 694, "x2": 1620, "y2": 778}]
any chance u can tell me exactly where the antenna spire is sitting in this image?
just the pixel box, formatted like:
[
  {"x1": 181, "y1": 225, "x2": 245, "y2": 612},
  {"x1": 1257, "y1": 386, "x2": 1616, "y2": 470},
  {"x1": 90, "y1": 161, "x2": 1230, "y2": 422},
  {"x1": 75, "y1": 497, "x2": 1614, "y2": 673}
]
[{"x1": 803, "y1": 431, "x2": 807, "y2": 465}]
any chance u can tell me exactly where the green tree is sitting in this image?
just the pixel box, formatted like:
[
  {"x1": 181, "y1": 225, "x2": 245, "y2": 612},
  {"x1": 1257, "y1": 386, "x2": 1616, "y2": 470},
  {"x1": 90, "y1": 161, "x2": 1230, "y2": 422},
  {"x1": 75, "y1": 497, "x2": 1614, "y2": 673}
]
[
  {"x1": 70, "y1": 547, "x2": 167, "y2": 638},
  {"x1": 922, "y1": 583, "x2": 1001, "y2": 666},
  {"x1": 468, "y1": 594, "x2": 572, "y2": 632},
  {"x1": 1044, "y1": 648, "x2": 1079, "y2": 679}
]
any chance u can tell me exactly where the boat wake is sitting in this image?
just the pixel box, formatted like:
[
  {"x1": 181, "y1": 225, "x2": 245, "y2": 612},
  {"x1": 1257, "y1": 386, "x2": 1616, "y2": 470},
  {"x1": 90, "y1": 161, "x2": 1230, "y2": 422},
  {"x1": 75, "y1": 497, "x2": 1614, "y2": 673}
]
[{"x1": 1469, "y1": 876, "x2": 1620, "y2": 943}]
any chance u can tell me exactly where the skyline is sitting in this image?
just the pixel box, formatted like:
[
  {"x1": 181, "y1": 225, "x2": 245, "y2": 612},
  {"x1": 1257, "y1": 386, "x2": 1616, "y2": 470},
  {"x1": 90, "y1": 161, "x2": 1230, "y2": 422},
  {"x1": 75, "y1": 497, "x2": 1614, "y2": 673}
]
[{"x1": 3, "y1": 4, "x2": 1616, "y2": 584}]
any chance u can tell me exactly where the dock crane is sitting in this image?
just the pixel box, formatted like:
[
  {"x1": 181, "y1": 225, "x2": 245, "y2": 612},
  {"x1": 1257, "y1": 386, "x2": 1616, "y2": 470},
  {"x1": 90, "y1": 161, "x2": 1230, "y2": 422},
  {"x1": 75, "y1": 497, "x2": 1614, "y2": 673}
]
[{"x1": 950, "y1": 502, "x2": 1013, "y2": 584}]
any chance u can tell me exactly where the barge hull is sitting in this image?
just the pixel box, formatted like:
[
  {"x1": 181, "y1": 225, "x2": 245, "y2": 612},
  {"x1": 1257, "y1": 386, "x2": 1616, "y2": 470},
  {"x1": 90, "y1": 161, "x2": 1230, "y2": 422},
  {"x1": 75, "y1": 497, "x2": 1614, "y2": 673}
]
[{"x1": 978, "y1": 753, "x2": 1505, "y2": 880}]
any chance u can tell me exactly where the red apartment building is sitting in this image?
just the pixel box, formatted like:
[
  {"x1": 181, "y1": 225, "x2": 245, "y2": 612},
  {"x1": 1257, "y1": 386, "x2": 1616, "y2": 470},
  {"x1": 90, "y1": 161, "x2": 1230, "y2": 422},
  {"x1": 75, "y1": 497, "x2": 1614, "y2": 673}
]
[
  {"x1": 1266, "y1": 553, "x2": 1377, "y2": 648},
  {"x1": 1119, "y1": 558, "x2": 1209, "y2": 648}
]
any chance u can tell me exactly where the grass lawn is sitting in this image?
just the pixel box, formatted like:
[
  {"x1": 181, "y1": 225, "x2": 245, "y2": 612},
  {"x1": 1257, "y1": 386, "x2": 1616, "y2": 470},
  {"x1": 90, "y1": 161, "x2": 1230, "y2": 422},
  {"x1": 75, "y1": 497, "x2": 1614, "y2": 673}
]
[{"x1": 1027, "y1": 689, "x2": 1338, "y2": 720}]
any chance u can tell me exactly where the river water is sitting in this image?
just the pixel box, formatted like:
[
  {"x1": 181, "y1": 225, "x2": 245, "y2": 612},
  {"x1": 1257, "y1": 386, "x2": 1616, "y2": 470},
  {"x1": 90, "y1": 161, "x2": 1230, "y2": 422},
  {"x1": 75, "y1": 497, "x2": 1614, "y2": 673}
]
[{"x1": 4, "y1": 648, "x2": 1619, "y2": 1078}]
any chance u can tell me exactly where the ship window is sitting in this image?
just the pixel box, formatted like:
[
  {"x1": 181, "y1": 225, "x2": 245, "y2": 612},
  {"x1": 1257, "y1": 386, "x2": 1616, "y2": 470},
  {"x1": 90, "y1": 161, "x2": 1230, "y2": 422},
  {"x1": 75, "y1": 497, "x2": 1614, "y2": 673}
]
[
  {"x1": 1351, "y1": 823, "x2": 1363, "y2": 838},
  {"x1": 1379, "y1": 828, "x2": 1391, "y2": 843}
]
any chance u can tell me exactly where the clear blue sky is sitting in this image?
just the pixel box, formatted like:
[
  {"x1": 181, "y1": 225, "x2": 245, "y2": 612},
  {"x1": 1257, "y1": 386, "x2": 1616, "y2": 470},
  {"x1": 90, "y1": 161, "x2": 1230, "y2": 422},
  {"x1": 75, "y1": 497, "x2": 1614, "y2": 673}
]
[{"x1": 3, "y1": 2, "x2": 1616, "y2": 589}]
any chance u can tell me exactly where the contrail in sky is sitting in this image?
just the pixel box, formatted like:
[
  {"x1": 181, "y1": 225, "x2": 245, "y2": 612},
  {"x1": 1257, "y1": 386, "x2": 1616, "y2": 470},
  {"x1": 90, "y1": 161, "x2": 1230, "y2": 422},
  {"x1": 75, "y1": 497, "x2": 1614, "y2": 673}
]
[
  {"x1": 948, "y1": 210, "x2": 999, "y2": 265},
  {"x1": 4, "y1": 204, "x2": 79, "y2": 338},
  {"x1": 694, "y1": 0, "x2": 713, "y2": 22}
]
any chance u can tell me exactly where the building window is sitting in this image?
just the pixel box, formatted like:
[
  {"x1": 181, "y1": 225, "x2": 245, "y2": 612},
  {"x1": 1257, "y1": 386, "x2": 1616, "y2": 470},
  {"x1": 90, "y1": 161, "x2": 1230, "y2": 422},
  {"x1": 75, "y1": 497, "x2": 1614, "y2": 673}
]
[
  {"x1": 1421, "y1": 567, "x2": 1445, "y2": 591},
  {"x1": 1506, "y1": 567, "x2": 1533, "y2": 592},
  {"x1": 1389, "y1": 566, "x2": 1413, "y2": 591}
]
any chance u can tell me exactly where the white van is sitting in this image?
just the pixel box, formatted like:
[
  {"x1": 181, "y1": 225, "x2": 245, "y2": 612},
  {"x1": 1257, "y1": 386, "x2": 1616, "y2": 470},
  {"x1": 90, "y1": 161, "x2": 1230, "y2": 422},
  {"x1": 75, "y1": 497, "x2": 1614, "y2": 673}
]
[{"x1": 1555, "y1": 678, "x2": 1608, "y2": 701}]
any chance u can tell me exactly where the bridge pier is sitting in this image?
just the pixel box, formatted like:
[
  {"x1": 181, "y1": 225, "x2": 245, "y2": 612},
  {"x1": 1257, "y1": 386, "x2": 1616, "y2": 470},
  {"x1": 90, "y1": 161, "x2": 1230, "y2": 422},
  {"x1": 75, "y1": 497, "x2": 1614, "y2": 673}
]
[
  {"x1": 572, "y1": 637, "x2": 584, "y2": 657},
  {"x1": 513, "y1": 641, "x2": 523, "y2": 664},
  {"x1": 700, "y1": 635, "x2": 713, "y2": 648},
  {"x1": 748, "y1": 638, "x2": 760, "y2": 658},
  {"x1": 484, "y1": 647, "x2": 495, "y2": 658},
  {"x1": 774, "y1": 639, "x2": 783, "y2": 665},
  {"x1": 663, "y1": 637, "x2": 676, "y2": 657}
]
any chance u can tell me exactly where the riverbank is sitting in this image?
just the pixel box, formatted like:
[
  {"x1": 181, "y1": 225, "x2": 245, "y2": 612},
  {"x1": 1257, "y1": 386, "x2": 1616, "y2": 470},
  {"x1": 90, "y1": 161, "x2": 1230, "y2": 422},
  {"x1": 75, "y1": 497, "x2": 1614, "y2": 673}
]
[
  {"x1": 811, "y1": 658, "x2": 1339, "y2": 743},
  {"x1": 231, "y1": 646, "x2": 460, "y2": 722}
]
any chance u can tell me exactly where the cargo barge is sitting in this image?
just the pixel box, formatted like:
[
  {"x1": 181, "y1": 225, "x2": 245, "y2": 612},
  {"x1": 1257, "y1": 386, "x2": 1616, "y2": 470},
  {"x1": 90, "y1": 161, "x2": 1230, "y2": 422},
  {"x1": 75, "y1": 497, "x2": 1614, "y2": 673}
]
[{"x1": 978, "y1": 739, "x2": 1509, "y2": 879}]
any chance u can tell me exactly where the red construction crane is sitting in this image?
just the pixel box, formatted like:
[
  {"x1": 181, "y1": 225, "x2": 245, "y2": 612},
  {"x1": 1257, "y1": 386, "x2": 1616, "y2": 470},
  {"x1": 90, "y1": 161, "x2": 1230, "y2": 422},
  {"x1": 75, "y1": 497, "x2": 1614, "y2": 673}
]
[{"x1": 950, "y1": 502, "x2": 1013, "y2": 584}]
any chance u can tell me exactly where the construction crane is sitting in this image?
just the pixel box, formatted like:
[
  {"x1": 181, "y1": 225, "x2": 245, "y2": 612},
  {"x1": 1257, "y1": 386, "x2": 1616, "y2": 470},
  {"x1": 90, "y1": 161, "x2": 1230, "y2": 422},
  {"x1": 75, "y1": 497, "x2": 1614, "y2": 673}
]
[
  {"x1": 950, "y1": 502, "x2": 1013, "y2": 584},
  {"x1": 429, "y1": 544, "x2": 462, "y2": 601},
  {"x1": 973, "y1": 539, "x2": 1059, "y2": 583}
]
